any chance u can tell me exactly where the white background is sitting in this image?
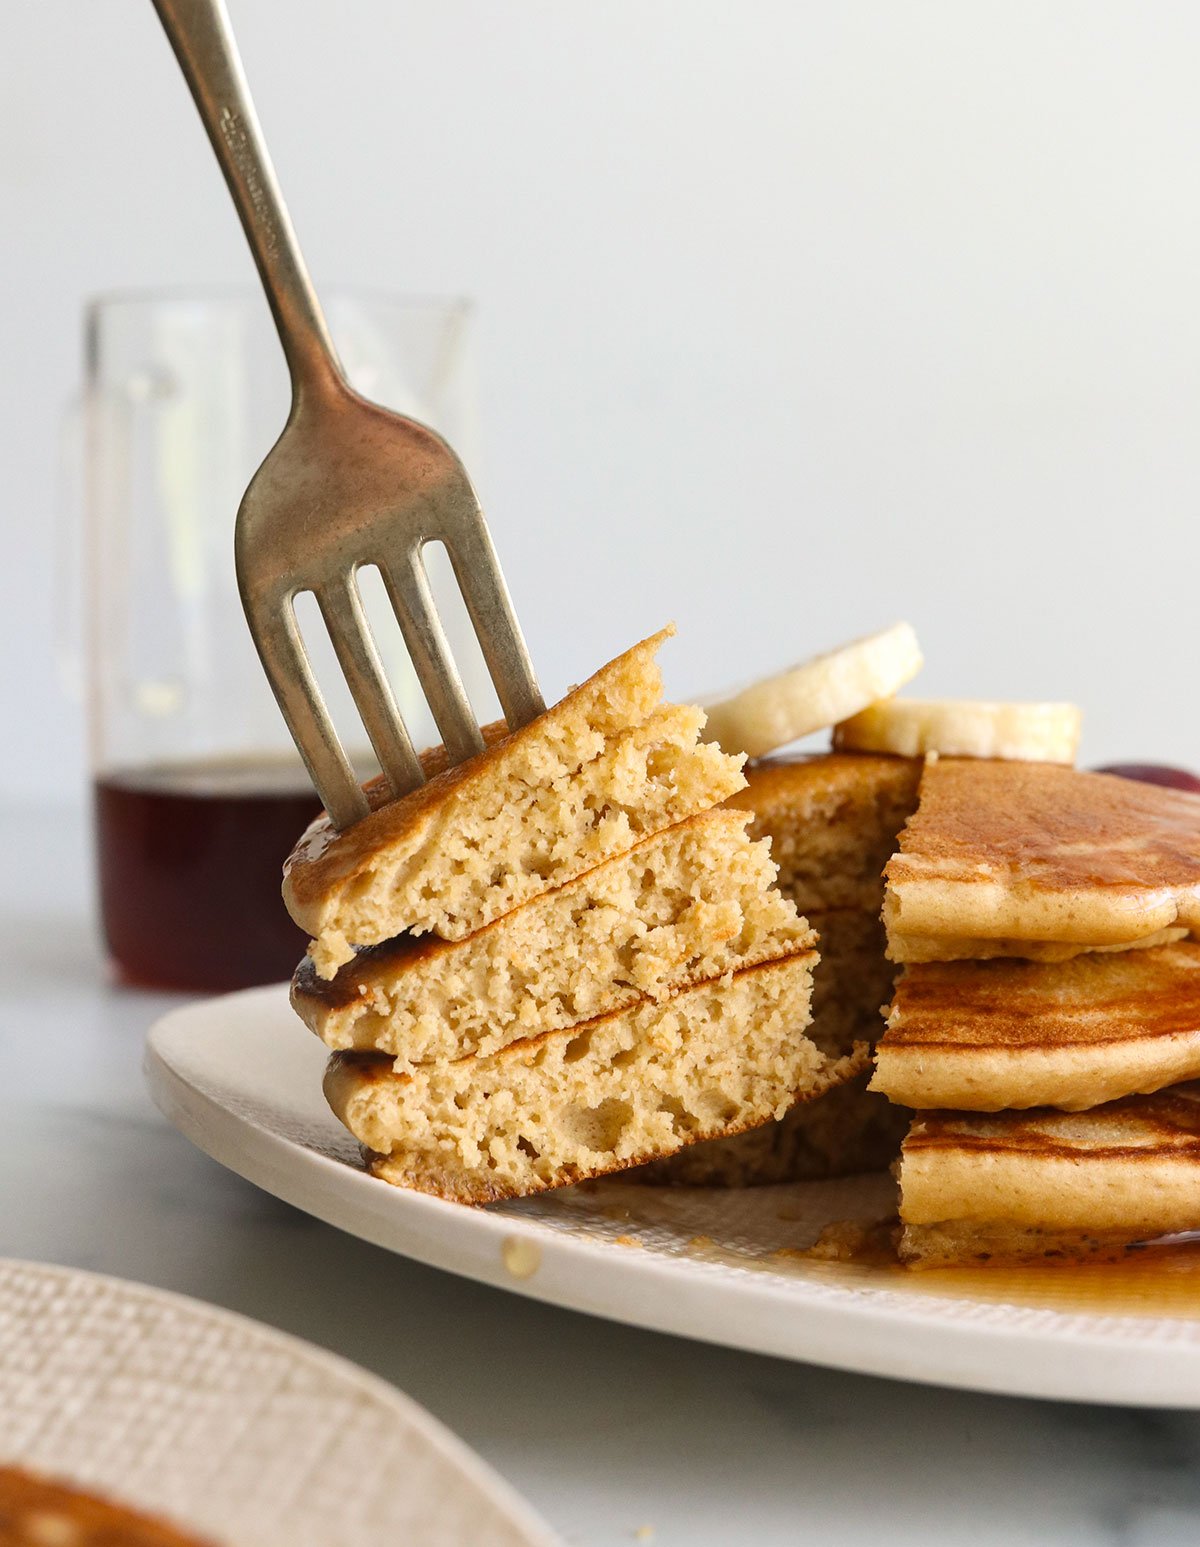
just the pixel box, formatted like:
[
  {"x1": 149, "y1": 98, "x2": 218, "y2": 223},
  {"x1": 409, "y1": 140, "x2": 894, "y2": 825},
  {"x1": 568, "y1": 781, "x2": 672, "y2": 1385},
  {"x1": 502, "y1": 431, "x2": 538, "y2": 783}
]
[{"x1": 5, "y1": 0, "x2": 1200, "y2": 802}]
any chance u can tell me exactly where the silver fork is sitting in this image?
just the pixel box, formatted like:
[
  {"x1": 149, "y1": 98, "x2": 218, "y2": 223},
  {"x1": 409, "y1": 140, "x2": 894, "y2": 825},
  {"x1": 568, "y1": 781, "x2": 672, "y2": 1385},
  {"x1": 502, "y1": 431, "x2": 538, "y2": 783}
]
[{"x1": 151, "y1": 0, "x2": 544, "y2": 830}]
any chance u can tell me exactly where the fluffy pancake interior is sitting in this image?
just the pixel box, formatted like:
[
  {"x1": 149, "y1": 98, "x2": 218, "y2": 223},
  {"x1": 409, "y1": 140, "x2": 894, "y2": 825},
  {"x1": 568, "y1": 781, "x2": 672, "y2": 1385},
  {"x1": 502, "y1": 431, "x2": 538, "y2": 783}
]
[
  {"x1": 288, "y1": 627, "x2": 670, "y2": 908},
  {"x1": 640, "y1": 754, "x2": 920, "y2": 1185},
  {"x1": 285, "y1": 627, "x2": 743, "y2": 973},
  {"x1": 304, "y1": 702, "x2": 746, "y2": 975},
  {"x1": 325, "y1": 953, "x2": 855, "y2": 1204},
  {"x1": 727, "y1": 753, "x2": 922, "y2": 913},
  {"x1": 874, "y1": 942, "x2": 1200, "y2": 1112},
  {"x1": 293, "y1": 808, "x2": 812, "y2": 1067},
  {"x1": 643, "y1": 908, "x2": 906, "y2": 1184}
]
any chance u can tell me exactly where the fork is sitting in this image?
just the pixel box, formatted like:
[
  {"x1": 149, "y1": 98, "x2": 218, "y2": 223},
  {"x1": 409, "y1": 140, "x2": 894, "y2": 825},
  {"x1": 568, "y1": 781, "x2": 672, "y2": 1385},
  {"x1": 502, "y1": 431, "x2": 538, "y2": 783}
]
[{"x1": 151, "y1": 0, "x2": 545, "y2": 830}]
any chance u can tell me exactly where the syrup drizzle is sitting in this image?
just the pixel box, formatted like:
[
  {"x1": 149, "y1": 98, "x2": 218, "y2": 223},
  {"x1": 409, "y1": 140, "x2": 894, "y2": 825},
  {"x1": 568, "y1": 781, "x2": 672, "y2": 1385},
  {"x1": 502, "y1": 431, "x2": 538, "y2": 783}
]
[{"x1": 684, "y1": 1218, "x2": 1200, "y2": 1317}]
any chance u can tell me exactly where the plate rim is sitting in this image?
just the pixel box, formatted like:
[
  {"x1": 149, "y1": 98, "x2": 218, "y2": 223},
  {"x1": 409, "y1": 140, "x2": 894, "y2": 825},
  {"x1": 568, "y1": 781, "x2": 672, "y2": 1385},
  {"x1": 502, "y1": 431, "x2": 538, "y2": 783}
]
[
  {"x1": 0, "y1": 1254, "x2": 561, "y2": 1546},
  {"x1": 145, "y1": 984, "x2": 1200, "y2": 1410}
]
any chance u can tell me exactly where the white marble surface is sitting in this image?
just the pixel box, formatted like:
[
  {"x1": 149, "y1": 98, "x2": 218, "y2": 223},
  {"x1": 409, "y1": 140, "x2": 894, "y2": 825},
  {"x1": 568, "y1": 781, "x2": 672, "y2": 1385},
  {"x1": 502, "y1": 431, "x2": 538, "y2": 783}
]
[{"x1": 4, "y1": 805, "x2": 1200, "y2": 1547}]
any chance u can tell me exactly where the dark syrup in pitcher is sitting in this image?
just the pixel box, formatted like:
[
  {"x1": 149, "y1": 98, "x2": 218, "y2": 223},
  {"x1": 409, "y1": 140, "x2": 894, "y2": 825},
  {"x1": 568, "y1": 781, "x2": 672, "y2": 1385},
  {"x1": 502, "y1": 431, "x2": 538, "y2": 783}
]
[{"x1": 95, "y1": 756, "x2": 324, "y2": 991}]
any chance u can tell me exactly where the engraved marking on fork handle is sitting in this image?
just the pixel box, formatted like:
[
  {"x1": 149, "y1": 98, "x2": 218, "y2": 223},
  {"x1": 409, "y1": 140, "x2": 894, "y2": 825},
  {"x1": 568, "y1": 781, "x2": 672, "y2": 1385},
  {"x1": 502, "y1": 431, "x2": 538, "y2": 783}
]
[{"x1": 219, "y1": 106, "x2": 278, "y2": 256}]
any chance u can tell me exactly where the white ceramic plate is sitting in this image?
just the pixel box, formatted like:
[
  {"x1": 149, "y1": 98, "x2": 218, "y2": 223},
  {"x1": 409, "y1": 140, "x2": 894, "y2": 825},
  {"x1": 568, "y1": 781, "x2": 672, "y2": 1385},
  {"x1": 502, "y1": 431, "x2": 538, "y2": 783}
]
[
  {"x1": 0, "y1": 1257, "x2": 558, "y2": 1547},
  {"x1": 146, "y1": 986, "x2": 1200, "y2": 1410}
]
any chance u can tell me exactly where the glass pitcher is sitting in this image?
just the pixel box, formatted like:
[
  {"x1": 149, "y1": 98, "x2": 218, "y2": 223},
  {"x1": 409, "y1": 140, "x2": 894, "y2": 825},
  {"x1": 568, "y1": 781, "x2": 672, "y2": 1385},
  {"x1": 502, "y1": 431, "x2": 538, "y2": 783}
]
[{"x1": 76, "y1": 289, "x2": 486, "y2": 991}]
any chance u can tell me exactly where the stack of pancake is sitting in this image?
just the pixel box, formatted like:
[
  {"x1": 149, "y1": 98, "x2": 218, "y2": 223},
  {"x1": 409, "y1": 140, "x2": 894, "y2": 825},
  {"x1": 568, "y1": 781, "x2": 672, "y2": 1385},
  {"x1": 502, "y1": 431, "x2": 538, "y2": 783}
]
[
  {"x1": 643, "y1": 737, "x2": 1200, "y2": 1267},
  {"x1": 286, "y1": 629, "x2": 861, "y2": 1202},
  {"x1": 871, "y1": 758, "x2": 1200, "y2": 1265}
]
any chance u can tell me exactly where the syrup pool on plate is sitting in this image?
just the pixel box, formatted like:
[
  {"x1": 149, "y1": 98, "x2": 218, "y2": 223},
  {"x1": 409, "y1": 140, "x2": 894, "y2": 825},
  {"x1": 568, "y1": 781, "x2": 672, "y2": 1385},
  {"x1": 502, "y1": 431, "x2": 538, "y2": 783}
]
[
  {"x1": 799, "y1": 1239, "x2": 1200, "y2": 1318},
  {"x1": 674, "y1": 1192, "x2": 1200, "y2": 1318}
]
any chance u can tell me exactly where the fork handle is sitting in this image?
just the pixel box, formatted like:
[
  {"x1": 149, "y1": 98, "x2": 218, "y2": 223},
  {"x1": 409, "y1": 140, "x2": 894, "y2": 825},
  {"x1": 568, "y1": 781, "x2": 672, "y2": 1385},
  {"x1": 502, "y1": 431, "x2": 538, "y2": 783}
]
[{"x1": 151, "y1": 0, "x2": 346, "y2": 407}]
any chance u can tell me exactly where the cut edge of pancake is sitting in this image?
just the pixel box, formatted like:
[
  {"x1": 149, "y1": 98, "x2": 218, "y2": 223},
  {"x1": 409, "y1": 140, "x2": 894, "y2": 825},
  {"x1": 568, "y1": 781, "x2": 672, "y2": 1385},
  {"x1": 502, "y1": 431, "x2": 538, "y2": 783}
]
[
  {"x1": 326, "y1": 951, "x2": 852, "y2": 1204},
  {"x1": 633, "y1": 1070, "x2": 908, "y2": 1186},
  {"x1": 293, "y1": 807, "x2": 814, "y2": 1067},
  {"x1": 287, "y1": 625, "x2": 757, "y2": 972},
  {"x1": 642, "y1": 753, "x2": 921, "y2": 1185},
  {"x1": 308, "y1": 703, "x2": 746, "y2": 975}
]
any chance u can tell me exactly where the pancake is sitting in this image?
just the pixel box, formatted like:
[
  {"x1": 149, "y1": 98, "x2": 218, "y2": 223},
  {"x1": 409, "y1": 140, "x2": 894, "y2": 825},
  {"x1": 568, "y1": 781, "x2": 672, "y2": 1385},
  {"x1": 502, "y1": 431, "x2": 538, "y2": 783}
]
[
  {"x1": 284, "y1": 628, "x2": 745, "y2": 976},
  {"x1": 0, "y1": 1465, "x2": 215, "y2": 1546},
  {"x1": 293, "y1": 808, "x2": 813, "y2": 1068},
  {"x1": 805, "y1": 907, "x2": 900, "y2": 1058},
  {"x1": 635, "y1": 1070, "x2": 907, "y2": 1186},
  {"x1": 873, "y1": 941, "x2": 1200, "y2": 1112},
  {"x1": 641, "y1": 753, "x2": 919, "y2": 1185},
  {"x1": 887, "y1": 925, "x2": 1187, "y2": 964},
  {"x1": 639, "y1": 908, "x2": 908, "y2": 1183},
  {"x1": 324, "y1": 951, "x2": 862, "y2": 1203},
  {"x1": 726, "y1": 753, "x2": 922, "y2": 913},
  {"x1": 884, "y1": 759, "x2": 1200, "y2": 959},
  {"x1": 897, "y1": 1084, "x2": 1200, "y2": 1265}
]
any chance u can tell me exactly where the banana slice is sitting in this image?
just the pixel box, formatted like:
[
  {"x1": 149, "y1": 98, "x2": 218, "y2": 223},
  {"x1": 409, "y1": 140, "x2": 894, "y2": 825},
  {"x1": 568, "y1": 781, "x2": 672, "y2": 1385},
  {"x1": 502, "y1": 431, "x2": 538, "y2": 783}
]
[
  {"x1": 701, "y1": 623, "x2": 923, "y2": 759},
  {"x1": 833, "y1": 698, "x2": 1082, "y2": 762}
]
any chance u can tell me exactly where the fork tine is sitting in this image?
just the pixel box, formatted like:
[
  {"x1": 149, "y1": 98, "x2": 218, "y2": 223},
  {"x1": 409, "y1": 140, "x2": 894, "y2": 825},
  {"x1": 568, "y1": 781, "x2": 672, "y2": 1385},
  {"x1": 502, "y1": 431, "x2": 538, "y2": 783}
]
[
  {"x1": 316, "y1": 578, "x2": 425, "y2": 799},
  {"x1": 380, "y1": 546, "x2": 486, "y2": 765},
  {"x1": 442, "y1": 522, "x2": 546, "y2": 729},
  {"x1": 249, "y1": 596, "x2": 369, "y2": 830}
]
